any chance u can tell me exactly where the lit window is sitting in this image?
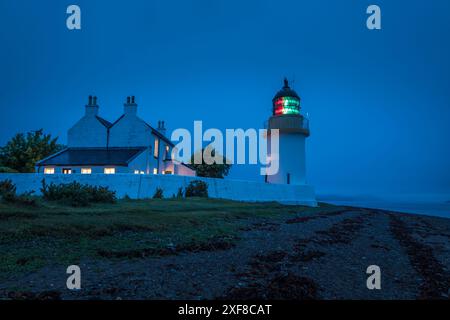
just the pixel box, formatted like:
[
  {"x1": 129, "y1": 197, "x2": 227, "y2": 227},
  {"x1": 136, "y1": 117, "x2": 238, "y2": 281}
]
[
  {"x1": 154, "y1": 138, "x2": 159, "y2": 158},
  {"x1": 44, "y1": 168, "x2": 55, "y2": 174},
  {"x1": 81, "y1": 168, "x2": 92, "y2": 174},
  {"x1": 153, "y1": 168, "x2": 158, "y2": 174},
  {"x1": 164, "y1": 170, "x2": 173, "y2": 175},
  {"x1": 62, "y1": 168, "x2": 72, "y2": 174},
  {"x1": 104, "y1": 168, "x2": 115, "y2": 174},
  {"x1": 134, "y1": 170, "x2": 139, "y2": 174},
  {"x1": 165, "y1": 145, "x2": 170, "y2": 159}
]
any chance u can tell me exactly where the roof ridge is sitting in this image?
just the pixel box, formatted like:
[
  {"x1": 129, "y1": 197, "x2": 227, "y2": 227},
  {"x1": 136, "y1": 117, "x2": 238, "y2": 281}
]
[
  {"x1": 95, "y1": 115, "x2": 113, "y2": 128},
  {"x1": 96, "y1": 112, "x2": 174, "y2": 147},
  {"x1": 144, "y1": 121, "x2": 174, "y2": 147},
  {"x1": 109, "y1": 114, "x2": 126, "y2": 128}
]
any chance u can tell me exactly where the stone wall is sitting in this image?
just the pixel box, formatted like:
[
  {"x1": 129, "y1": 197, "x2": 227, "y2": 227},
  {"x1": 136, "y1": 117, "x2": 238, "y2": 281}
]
[{"x1": 0, "y1": 173, "x2": 317, "y2": 206}]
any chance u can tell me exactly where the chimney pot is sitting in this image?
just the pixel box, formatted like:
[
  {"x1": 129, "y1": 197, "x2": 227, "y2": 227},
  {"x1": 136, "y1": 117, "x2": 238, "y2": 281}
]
[
  {"x1": 124, "y1": 96, "x2": 137, "y2": 115},
  {"x1": 86, "y1": 95, "x2": 99, "y2": 116},
  {"x1": 157, "y1": 120, "x2": 167, "y2": 135}
]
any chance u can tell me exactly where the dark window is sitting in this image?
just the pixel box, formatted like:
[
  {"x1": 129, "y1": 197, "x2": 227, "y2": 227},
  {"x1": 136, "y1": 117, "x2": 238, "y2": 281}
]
[{"x1": 287, "y1": 173, "x2": 290, "y2": 184}]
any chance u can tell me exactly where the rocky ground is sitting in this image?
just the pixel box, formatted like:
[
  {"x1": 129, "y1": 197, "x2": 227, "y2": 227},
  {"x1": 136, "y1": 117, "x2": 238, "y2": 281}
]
[{"x1": 1, "y1": 204, "x2": 450, "y2": 300}]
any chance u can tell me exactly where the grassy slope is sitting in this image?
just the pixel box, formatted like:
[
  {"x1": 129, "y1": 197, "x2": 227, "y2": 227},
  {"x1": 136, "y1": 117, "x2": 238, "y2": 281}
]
[{"x1": 0, "y1": 198, "x2": 327, "y2": 282}]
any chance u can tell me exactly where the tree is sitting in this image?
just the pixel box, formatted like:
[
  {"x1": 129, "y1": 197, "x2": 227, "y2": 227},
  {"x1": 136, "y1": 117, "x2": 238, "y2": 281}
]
[
  {"x1": 190, "y1": 148, "x2": 231, "y2": 179},
  {"x1": 0, "y1": 129, "x2": 64, "y2": 173}
]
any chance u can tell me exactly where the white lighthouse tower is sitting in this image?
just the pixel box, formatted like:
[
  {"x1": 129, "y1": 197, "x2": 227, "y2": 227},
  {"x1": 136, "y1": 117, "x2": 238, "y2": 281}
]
[{"x1": 266, "y1": 78, "x2": 310, "y2": 185}]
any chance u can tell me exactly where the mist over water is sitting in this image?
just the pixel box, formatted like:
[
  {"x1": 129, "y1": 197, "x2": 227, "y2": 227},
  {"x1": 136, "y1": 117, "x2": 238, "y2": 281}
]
[{"x1": 317, "y1": 193, "x2": 450, "y2": 218}]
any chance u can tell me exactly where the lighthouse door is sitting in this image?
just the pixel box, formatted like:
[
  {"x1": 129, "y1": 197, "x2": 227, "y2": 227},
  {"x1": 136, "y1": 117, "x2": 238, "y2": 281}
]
[{"x1": 287, "y1": 173, "x2": 291, "y2": 184}]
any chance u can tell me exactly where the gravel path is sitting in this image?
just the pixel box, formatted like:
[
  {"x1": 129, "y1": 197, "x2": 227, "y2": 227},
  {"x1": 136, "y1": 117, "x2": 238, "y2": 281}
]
[{"x1": 1, "y1": 207, "x2": 450, "y2": 300}]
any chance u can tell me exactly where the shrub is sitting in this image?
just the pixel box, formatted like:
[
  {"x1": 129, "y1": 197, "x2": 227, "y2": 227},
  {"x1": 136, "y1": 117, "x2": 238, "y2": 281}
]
[
  {"x1": 153, "y1": 187, "x2": 164, "y2": 199},
  {"x1": 189, "y1": 148, "x2": 232, "y2": 178},
  {"x1": 185, "y1": 180, "x2": 208, "y2": 198},
  {"x1": 0, "y1": 179, "x2": 16, "y2": 197},
  {"x1": 40, "y1": 179, "x2": 116, "y2": 207},
  {"x1": 91, "y1": 186, "x2": 117, "y2": 203},
  {"x1": 176, "y1": 187, "x2": 184, "y2": 198},
  {"x1": 10, "y1": 193, "x2": 37, "y2": 206},
  {"x1": 0, "y1": 180, "x2": 37, "y2": 206}
]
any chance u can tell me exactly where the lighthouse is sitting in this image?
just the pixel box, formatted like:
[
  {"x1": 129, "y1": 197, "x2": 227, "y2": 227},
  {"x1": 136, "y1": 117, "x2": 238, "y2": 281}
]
[{"x1": 266, "y1": 78, "x2": 310, "y2": 185}]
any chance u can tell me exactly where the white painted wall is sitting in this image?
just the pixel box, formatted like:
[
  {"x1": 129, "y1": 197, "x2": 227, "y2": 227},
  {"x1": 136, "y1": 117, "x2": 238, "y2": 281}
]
[
  {"x1": 268, "y1": 132, "x2": 306, "y2": 185},
  {"x1": 108, "y1": 114, "x2": 152, "y2": 147},
  {"x1": 68, "y1": 114, "x2": 108, "y2": 147},
  {"x1": 175, "y1": 163, "x2": 196, "y2": 176},
  {"x1": 128, "y1": 148, "x2": 151, "y2": 174},
  {"x1": 0, "y1": 173, "x2": 317, "y2": 206}
]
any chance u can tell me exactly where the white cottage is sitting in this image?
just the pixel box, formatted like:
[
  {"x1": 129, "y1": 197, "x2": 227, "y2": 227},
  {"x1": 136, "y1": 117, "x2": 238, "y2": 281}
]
[{"x1": 36, "y1": 96, "x2": 196, "y2": 176}]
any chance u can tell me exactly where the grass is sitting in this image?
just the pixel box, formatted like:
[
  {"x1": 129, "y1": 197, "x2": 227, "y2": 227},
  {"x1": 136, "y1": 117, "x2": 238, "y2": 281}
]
[{"x1": 0, "y1": 197, "x2": 321, "y2": 282}]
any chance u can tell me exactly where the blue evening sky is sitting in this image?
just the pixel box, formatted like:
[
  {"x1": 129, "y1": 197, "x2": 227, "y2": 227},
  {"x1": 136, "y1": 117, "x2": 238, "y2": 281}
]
[{"x1": 0, "y1": 0, "x2": 449, "y2": 197}]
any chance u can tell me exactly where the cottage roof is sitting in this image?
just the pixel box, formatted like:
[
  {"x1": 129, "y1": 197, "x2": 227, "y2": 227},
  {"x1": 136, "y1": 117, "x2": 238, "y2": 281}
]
[
  {"x1": 95, "y1": 116, "x2": 113, "y2": 128},
  {"x1": 36, "y1": 147, "x2": 146, "y2": 167}
]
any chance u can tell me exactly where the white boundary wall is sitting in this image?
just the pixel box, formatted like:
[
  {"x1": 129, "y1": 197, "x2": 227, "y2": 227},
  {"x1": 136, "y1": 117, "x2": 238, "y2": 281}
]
[{"x1": 0, "y1": 174, "x2": 317, "y2": 206}]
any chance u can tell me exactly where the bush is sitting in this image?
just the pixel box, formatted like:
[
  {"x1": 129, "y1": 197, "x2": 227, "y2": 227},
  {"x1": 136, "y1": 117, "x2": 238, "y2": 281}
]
[
  {"x1": 41, "y1": 179, "x2": 116, "y2": 207},
  {"x1": 91, "y1": 186, "x2": 117, "y2": 203},
  {"x1": 0, "y1": 179, "x2": 37, "y2": 206},
  {"x1": 0, "y1": 179, "x2": 16, "y2": 197},
  {"x1": 10, "y1": 193, "x2": 37, "y2": 206},
  {"x1": 185, "y1": 180, "x2": 208, "y2": 198},
  {"x1": 190, "y1": 148, "x2": 232, "y2": 178},
  {"x1": 153, "y1": 187, "x2": 164, "y2": 199}
]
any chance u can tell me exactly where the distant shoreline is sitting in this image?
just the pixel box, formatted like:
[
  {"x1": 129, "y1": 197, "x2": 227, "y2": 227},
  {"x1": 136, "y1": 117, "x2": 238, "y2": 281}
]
[
  {"x1": 318, "y1": 200, "x2": 450, "y2": 219},
  {"x1": 318, "y1": 197, "x2": 450, "y2": 219}
]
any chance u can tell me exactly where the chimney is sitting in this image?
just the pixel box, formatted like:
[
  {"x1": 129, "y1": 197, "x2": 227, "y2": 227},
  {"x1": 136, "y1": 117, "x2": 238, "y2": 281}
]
[
  {"x1": 85, "y1": 95, "x2": 99, "y2": 117},
  {"x1": 124, "y1": 95, "x2": 137, "y2": 115},
  {"x1": 157, "y1": 120, "x2": 167, "y2": 136}
]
